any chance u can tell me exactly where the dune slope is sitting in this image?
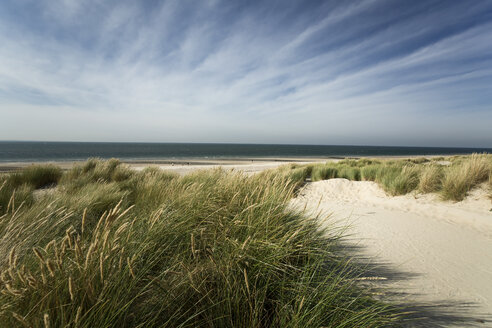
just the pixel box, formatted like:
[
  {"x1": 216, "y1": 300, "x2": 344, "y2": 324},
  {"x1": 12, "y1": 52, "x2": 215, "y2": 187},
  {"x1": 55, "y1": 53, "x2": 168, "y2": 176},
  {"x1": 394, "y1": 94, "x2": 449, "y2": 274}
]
[{"x1": 293, "y1": 179, "x2": 492, "y2": 327}]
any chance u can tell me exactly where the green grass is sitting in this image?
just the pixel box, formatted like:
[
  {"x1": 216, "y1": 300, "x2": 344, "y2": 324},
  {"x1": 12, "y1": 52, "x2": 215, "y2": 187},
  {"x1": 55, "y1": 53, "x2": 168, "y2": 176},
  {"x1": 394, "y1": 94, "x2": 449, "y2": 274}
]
[
  {"x1": 337, "y1": 165, "x2": 361, "y2": 181},
  {"x1": 8, "y1": 164, "x2": 62, "y2": 189},
  {"x1": 360, "y1": 165, "x2": 380, "y2": 181},
  {"x1": 311, "y1": 165, "x2": 338, "y2": 181},
  {"x1": 380, "y1": 166, "x2": 420, "y2": 196},
  {"x1": 0, "y1": 161, "x2": 397, "y2": 327}
]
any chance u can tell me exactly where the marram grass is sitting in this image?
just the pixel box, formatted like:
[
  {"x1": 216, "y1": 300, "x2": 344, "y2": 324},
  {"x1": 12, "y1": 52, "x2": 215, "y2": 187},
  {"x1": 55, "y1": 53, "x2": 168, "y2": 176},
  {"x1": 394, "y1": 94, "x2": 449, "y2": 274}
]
[
  {"x1": 0, "y1": 159, "x2": 397, "y2": 328},
  {"x1": 302, "y1": 153, "x2": 491, "y2": 201},
  {"x1": 441, "y1": 154, "x2": 490, "y2": 201}
]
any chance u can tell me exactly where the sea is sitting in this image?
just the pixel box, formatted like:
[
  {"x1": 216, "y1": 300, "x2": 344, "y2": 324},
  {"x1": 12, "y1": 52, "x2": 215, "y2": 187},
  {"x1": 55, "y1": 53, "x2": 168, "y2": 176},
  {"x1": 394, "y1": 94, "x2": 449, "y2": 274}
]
[{"x1": 0, "y1": 141, "x2": 491, "y2": 163}]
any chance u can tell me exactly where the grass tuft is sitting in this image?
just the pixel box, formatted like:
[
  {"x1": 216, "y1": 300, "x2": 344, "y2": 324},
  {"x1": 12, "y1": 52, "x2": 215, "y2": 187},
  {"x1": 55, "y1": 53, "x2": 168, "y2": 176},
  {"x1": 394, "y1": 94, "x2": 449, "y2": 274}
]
[
  {"x1": 441, "y1": 153, "x2": 490, "y2": 201},
  {"x1": 382, "y1": 166, "x2": 420, "y2": 196},
  {"x1": 8, "y1": 164, "x2": 62, "y2": 189},
  {"x1": 360, "y1": 165, "x2": 380, "y2": 181},
  {"x1": 418, "y1": 165, "x2": 443, "y2": 193},
  {"x1": 311, "y1": 165, "x2": 338, "y2": 181},
  {"x1": 338, "y1": 165, "x2": 361, "y2": 181}
]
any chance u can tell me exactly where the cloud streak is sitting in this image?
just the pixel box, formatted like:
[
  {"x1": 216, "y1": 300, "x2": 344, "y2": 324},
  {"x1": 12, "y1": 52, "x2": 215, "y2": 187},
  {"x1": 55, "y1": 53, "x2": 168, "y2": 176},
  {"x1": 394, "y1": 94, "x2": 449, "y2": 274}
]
[{"x1": 0, "y1": 0, "x2": 491, "y2": 146}]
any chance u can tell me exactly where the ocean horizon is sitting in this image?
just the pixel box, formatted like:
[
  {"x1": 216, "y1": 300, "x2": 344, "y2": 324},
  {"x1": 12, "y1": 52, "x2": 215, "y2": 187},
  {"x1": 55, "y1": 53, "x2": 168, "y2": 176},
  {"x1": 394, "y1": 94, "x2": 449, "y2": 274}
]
[{"x1": 0, "y1": 141, "x2": 491, "y2": 163}]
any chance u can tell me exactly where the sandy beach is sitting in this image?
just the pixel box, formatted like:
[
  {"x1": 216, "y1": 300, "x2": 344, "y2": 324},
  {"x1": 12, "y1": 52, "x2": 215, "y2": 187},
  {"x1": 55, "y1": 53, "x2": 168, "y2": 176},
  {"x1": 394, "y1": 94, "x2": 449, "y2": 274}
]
[{"x1": 293, "y1": 179, "x2": 492, "y2": 327}]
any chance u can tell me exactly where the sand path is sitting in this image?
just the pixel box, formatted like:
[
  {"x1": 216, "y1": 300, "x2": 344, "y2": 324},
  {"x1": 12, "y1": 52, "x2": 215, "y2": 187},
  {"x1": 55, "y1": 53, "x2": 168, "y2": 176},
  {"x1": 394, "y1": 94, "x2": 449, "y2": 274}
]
[{"x1": 293, "y1": 179, "x2": 492, "y2": 327}]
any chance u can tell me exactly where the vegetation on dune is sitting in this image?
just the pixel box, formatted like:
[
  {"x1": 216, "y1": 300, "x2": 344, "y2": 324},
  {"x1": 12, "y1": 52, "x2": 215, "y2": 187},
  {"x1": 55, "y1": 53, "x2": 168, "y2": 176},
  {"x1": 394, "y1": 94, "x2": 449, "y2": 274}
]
[
  {"x1": 311, "y1": 165, "x2": 338, "y2": 181},
  {"x1": 380, "y1": 166, "x2": 420, "y2": 196},
  {"x1": 418, "y1": 165, "x2": 443, "y2": 193},
  {"x1": 441, "y1": 153, "x2": 491, "y2": 201},
  {"x1": 0, "y1": 164, "x2": 62, "y2": 215},
  {"x1": 338, "y1": 165, "x2": 361, "y2": 181},
  {"x1": 0, "y1": 181, "x2": 33, "y2": 215},
  {"x1": 0, "y1": 159, "x2": 397, "y2": 327},
  {"x1": 8, "y1": 164, "x2": 62, "y2": 189},
  {"x1": 360, "y1": 165, "x2": 380, "y2": 181},
  {"x1": 293, "y1": 153, "x2": 491, "y2": 201}
]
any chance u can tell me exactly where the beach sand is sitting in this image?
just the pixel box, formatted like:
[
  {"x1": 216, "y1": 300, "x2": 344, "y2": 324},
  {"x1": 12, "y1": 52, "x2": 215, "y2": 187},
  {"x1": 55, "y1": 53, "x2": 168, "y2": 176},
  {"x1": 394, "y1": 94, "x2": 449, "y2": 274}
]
[{"x1": 292, "y1": 179, "x2": 492, "y2": 327}]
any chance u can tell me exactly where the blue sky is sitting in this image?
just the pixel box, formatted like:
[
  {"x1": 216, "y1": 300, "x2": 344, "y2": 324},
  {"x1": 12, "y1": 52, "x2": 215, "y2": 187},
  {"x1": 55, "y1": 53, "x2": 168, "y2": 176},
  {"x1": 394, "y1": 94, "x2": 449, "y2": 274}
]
[{"x1": 0, "y1": 0, "x2": 491, "y2": 147}]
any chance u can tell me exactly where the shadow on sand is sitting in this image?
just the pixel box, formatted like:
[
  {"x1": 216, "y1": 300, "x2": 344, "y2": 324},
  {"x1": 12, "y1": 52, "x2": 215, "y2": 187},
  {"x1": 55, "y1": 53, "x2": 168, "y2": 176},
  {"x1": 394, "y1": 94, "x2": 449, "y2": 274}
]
[{"x1": 335, "y1": 241, "x2": 491, "y2": 327}]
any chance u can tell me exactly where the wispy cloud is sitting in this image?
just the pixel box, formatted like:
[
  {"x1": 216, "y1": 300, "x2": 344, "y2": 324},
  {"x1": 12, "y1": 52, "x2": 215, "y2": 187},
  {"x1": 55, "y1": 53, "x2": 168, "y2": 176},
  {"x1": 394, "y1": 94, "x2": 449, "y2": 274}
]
[{"x1": 0, "y1": 0, "x2": 491, "y2": 146}]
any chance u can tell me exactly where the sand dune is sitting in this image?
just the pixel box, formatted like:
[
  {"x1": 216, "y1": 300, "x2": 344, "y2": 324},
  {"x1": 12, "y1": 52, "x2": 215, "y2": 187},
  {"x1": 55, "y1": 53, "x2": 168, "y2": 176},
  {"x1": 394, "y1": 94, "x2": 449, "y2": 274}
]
[{"x1": 293, "y1": 179, "x2": 492, "y2": 327}]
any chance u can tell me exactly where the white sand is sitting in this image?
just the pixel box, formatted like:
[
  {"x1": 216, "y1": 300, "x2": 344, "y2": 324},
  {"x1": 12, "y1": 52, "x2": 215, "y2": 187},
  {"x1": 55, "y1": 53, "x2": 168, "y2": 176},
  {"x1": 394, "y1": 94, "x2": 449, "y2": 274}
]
[{"x1": 293, "y1": 179, "x2": 492, "y2": 327}]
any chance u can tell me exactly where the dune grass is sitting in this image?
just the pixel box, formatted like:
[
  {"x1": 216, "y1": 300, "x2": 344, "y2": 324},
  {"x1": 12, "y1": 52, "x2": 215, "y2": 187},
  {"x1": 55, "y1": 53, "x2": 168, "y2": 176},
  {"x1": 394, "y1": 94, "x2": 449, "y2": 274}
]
[
  {"x1": 418, "y1": 165, "x2": 443, "y2": 193},
  {"x1": 311, "y1": 165, "x2": 338, "y2": 181},
  {"x1": 379, "y1": 166, "x2": 420, "y2": 196},
  {"x1": 338, "y1": 165, "x2": 361, "y2": 181},
  {"x1": 0, "y1": 160, "x2": 397, "y2": 327},
  {"x1": 360, "y1": 165, "x2": 380, "y2": 181},
  {"x1": 441, "y1": 153, "x2": 491, "y2": 201},
  {"x1": 8, "y1": 164, "x2": 62, "y2": 189},
  {"x1": 0, "y1": 163, "x2": 62, "y2": 215},
  {"x1": 297, "y1": 153, "x2": 491, "y2": 201},
  {"x1": 0, "y1": 181, "x2": 34, "y2": 215}
]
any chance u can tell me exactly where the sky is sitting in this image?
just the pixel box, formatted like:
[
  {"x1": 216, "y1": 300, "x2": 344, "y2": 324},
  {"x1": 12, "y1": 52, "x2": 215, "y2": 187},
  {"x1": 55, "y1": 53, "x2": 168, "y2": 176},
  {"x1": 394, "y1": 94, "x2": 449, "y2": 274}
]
[{"x1": 0, "y1": 0, "x2": 491, "y2": 147}]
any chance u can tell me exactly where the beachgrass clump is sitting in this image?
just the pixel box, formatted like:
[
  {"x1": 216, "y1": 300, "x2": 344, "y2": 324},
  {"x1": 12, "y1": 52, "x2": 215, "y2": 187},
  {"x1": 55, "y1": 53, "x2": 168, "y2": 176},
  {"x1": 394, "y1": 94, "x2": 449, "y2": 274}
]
[
  {"x1": 441, "y1": 166, "x2": 471, "y2": 201},
  {"x1": 0, "y1": 181, "x2": 34, "y2": 215},
  {"x1": 338, "y1": 165, "x2": 361, "y2": 181},
  {"x1": 465, "y1": 153, "x2": 490, "y2": 185},
  {"x1": 418, "y1": 164, "x2": 443, "y2": 193},
  {"x1": 360, "y1": 165, "x2": 381, "y2": 181},
  {"x1": 283, "y1": 166, "x2": 310, "y2": 189},
  {"x1": 6, "y1": 164, "x2": 62, "y2": 189},
  {"x1": 311, "y1": 164, "x2": 338, "y2": 181},
  {"x1": 378, "y1": 165, "x2": 420, "y2": 196},
  {"x1": 0, "y1": 162, "x2": 397, "y2": 327},
  {"x1": 61, "y1": 158, "x2": 133, "y2": 191},
  {"x1": 62, "y1": 182, "x2": 129, "y2": 219},
  {"x1": 441, "y1": 154, "x2": 491, "y2": 201}
]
